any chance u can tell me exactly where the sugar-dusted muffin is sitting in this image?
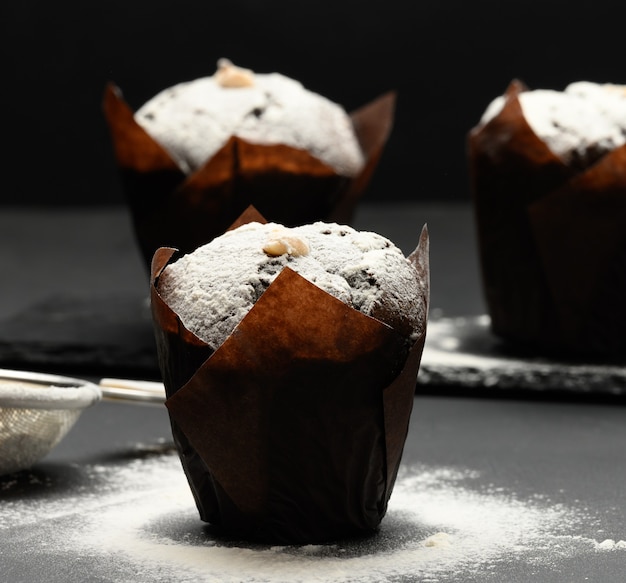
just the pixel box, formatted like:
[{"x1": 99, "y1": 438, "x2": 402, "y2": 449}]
[
  {"x1": 479, "y1": 81, "x2": 626, "y2": 168},
  {"x1": 158, "y1": 219, "x2": 426, "y2": 350},
  {"x1": 135, "y1": 58, "x2": 365, "y2": 177},
  {"x1": 150, "y1": 208, "x2": 429, "y2": 543},
  {"x1": 468, "y1": 79, "x2": 626, "y2": 358},
  {"x1": 103, "y1": 61, "x2": 396, "y2": 269}
]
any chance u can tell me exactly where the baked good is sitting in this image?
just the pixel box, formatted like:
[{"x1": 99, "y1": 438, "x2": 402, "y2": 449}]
[
  {"x1": 468, "y1": 79, "x2": 626, "y2": 358},
  {"x1": 479, "y1": 81, "x2": 626, "y2": 168},
  {"x1": 150, "y1": 207, "x2": 430, "y2": 543},
  {"x1": 103, "y1": 60, "x2": 396, "y2": 268},
  {"x1": 134, "y1": 58, "x2": 365, "y2": 177},
  {"x1": 157, "y1": 219, "x2": 426, "y2": 350}
]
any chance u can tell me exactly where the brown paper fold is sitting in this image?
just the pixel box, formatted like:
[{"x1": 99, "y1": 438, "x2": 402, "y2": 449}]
[
  {"x1": 104, "y1": 83, "x2": 396, "y2": 268},
  {"x1": 150, "y1": 210, "x2": 429, "y2": 543},
  {"x1": 468, "y1": 80, "x2": 626, "y2": 358}
]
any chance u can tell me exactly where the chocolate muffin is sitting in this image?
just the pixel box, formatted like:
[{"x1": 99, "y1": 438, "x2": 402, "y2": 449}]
[
  {"x1": 150, "y1": 210, "x2": 429, "y2": 543},
  {"x1": 103, "y1": 60, "x2": 396, "y2": 268},
  {"x1": 468, "y1": 79, "x2": 626, "y2": 358},
  {"x1": 134, "y1": 58, "x2": 365, "y2": 178},
  {"x1": 157, "y1": 219, "x2": 426, "y2": 350}
]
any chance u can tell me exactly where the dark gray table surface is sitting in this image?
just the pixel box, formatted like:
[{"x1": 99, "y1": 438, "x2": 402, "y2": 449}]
[{"x1": 1, "y1": 203, "x2": 625, "y2": 582}]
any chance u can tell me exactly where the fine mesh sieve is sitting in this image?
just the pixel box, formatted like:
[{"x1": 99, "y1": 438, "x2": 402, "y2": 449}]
[{"x1": 0, "y1": 369, "x2": 102, "y2": 475}]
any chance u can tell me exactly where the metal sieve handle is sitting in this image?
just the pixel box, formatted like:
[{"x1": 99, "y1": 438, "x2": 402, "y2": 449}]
[{"x1": 99, "y1": 378, "x2": 166, "y2": 405}]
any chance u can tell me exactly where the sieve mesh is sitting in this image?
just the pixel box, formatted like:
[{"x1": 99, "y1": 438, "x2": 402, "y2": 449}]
[
  {"x1": 0, "y1": 369, "x2": 102, "y2": 475},
  {"x1": 0, "y1": 407, "x2": 82, "y2": 475}
]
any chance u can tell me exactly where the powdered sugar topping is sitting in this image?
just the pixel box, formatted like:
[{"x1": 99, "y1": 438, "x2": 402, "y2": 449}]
[
  {"x1": 135, "y1": 59, "x2": 365, "y2": 176},
  {"x1": 157, "y1": 221, "x2": 425, "y2": 350},
  {"x1": 479, "y1": 81, "x2": 626, "y2": 167}
]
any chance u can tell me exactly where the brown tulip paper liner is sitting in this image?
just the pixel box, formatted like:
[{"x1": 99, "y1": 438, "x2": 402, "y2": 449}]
[
  {"x1": 150, "y1": 216, "x2": 429, "y2": 544},
  {"x1": 468, "y1": 80, "x2": 626, "y2": 358},
  {"x1": 103, "y1": 83, "x2": 396, "y2": 269}
]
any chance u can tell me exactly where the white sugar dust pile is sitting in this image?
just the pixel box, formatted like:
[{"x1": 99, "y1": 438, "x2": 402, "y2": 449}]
[{"x1": 1, "y1": 448, "x2": 625, "y2": 582}]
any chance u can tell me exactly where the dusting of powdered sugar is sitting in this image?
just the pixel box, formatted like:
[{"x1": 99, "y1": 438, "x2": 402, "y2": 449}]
[
  {"x1": 2, "y1": 449, "x2": 624, "y2": 582},
  {"x1": 134, "y1": 59, "x2": 364, "y2": 176},
  {"x1": 479, "y1": 81, "x2": 626, "y2": 167},
  {"x1": 157, "y1": 221, "x2": 426, "y2": 350}
]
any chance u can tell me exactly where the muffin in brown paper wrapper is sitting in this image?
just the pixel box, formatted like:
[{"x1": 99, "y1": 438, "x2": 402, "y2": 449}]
[
  {"x1": 468, "y1": 80, "x2": 626, "y2": 359},
  {"x1": 149, "y1": 210, "x2": 429, "y2": 543},
  {"x1": 103, "y1": 83, "x2": 396, "y2": 269}
]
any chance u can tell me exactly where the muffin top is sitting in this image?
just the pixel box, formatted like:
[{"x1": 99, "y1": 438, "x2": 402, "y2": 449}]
[
  {"x1": 157, "y1": 221, "x2": 426, "y2": 350},
  {"x1": 134, "y1": 59, "x2": 365, "y2": 176},
  {"x1": 479, "y1": 81, "x2": 626, "y2": 168}
]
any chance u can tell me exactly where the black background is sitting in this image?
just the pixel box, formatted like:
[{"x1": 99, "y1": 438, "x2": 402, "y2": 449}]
[{"x1": 3, "y1": 0, "x2": 625, "y2": 206}]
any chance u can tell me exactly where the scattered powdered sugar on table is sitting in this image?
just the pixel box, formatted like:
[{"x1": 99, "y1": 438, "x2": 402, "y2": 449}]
[{"x1": 1, "y1": 448, "x2": 624, "y2": 582}]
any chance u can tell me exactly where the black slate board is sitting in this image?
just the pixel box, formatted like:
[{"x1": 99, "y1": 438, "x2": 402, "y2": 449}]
[
  {"x1": 0, "y1": 294, "x2": 160, "y2": 379},
  {"x1": 1, "y1": 296, "x2": 625, "y2": 397},
  {"x1": 419, "y1": 316, "x2": 626, "y2": 397}
]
